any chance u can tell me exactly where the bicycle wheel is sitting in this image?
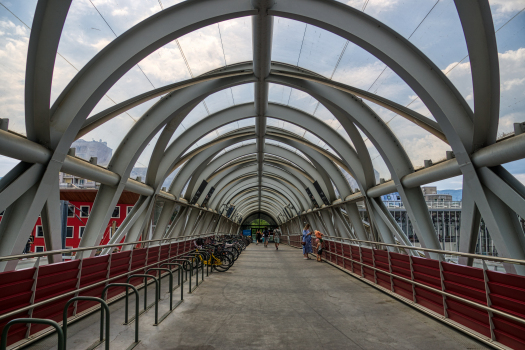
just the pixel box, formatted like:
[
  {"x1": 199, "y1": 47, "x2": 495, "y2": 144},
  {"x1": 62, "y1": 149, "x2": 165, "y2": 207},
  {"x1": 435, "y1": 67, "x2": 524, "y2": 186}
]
[
  {"x1": 223, "y1": 251, "x2": 235, "y2": 267},
  {"x1": 213, "y1": 254, "x2": 231, "y2": 272}
]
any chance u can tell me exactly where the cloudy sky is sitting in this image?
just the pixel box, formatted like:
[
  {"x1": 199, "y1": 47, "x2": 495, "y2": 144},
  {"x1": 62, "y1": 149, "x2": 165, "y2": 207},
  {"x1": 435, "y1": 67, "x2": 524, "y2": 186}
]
[{"x1": 0, "y1": 0, "x2": 524, "y2": 190}]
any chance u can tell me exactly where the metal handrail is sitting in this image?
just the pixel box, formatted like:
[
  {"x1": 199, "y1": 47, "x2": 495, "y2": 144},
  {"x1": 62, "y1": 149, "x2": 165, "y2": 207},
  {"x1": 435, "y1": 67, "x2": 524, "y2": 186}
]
[
  {"x1": 0, "y1": 236, "x2": 221, "y2": 322},
  {"x1": 0, "y1": 231, "x2": 231, "y2": 262},
  {"x1": 284, "y1": 234, "x2": 525, "y2": 337},
  {"x1": 313, "y1": 247, "x2": 525, "y2": 328},
  {"x1": 283, "y1": 233, "x2": 525, "y2": 266}
]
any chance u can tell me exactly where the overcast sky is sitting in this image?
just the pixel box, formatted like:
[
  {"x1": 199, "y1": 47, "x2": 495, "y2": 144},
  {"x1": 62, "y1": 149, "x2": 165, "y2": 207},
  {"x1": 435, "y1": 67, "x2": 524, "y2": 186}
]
[{"x1": 0, "y1": 0, "x2": 524, "y2": 190}]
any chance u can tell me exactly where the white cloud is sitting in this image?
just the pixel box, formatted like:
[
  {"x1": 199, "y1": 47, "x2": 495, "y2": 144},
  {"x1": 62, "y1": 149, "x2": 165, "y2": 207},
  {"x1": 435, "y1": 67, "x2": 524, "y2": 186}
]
[
  {"x1": 490, "y1": 0, "x2": 525, "y2": 14},
  {"x1": 0, "y1": 21, "x2": 29, "y2": 135},
  {"x1": 111, "y1": 8, "x2": 129, "y2": 17},
  {"x1": 443, "y1": 48, "x2": 525, "y2": 136},
  {"x1": 334, "y1": 60, "x2": 386, "y2": 91},
  {"x1": 345, "y1": 0, "x2": 400, "y2": 13}
]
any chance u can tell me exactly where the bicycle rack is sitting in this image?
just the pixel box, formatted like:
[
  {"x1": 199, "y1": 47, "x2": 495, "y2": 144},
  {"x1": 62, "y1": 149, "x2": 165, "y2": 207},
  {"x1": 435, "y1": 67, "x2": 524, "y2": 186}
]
[
  {"x1": 127, "y1": 274, "x2": 159, "y2": 326},
  {"x1": 169, "y1": 258, "x2": 191, "y2": 282},
  {"x1": 182, "y1": 255, "x2": 200, "y2": 293},
  {"x1": 191, "y1": 252, "x2": 206, "y2": 283},
  {"x1": 101, "y1": 283, "x2": 140, "y2": 350},
  {"x1": 1, "y1": 319, "x2": 64, "y2": 350},
  {"x1": 63, "y1": 296, "x2": 110, "y2": 350},
  {"x1": 145, "y1": 268, "x2": 174, "y2": 324},
  {"x1": 170, "y1": 258, "x2": 194, "y2": 294},
  {"x1": 159, "y1": 263, "x2": 184, "y2": 303},
  {"x1": 184, "y1": 253, "x2": 204, "y2": 290}
]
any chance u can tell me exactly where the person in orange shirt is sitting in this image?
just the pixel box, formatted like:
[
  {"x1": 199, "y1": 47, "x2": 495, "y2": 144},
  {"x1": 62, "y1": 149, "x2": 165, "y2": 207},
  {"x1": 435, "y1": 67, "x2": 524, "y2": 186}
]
[{"x1": 314, "y1": 230, "x2": 324, "y2": 243}]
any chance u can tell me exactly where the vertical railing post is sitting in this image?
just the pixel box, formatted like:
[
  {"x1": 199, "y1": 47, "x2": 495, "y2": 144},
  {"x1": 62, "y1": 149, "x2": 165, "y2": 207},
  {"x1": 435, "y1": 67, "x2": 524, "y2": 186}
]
[
  {"x1": 342, "y1": 241, "x2": 346, "y2": 270},
  {"x1": 482, "y1": 260, "x2": 496, "y2": 341},
  {"x1": 358, "y1": 241, "x2": 364, "y2": 278},
  {"x1": 408, "y1": 255, "x2": 416, "y2": 302},
  {"x1": 72, "y1": 257, "x2": 84, "y2": 317},
  {"x1": 349, "y1": 242, "x2": 354, "y2": 273},
  {"x1": 387, "y1": 251, "x2": 394, "y2": 292},
  {"x1": 372, "y1": 248, "x2": 377, "y2": 284},
  {"x1": 438, "y1": 259, "x2": 448, "y2": 318},
  {"x1": 105, "y1": 251, "x2": 113, "y2": 288},
  {"x1": 24, "y1": 258, "x2": 40, "y2": 339}
]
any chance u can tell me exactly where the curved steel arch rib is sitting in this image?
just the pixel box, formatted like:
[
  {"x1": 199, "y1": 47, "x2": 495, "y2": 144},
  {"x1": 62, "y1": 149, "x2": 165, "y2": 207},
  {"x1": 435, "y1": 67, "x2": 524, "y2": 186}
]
[
  {"x1": 158, "y1": 103, "x2": 362, "y2": 204},
  {"x1": 218, "y1": 178, "x2": 307, "y2": 212},
  {"x1": 78, "y1": 75, "x2": 255, "y2": 252},
  {"x1": 4, "y1": 0, "x2": 524, "y2": 276}
]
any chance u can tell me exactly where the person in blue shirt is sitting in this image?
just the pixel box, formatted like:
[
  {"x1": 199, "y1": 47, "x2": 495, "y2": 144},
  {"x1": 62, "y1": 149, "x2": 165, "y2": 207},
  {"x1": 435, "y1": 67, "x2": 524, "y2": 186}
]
[{"x1": 302, "y1": 224, "x2": 313, "y2": 259}]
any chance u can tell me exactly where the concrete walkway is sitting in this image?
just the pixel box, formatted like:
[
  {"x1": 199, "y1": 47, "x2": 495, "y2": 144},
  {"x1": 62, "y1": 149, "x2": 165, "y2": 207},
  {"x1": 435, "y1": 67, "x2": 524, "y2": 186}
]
[{"x1": 31, "y1": 243, "x2": 487, "y2": 350}]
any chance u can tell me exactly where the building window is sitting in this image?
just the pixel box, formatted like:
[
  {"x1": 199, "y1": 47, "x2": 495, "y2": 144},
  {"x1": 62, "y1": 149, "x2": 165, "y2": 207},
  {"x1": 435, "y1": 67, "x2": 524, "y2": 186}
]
[
  {"x1": 36, "y1": 226, "x2": 44, "y2": 237},
  {"x1": 127, "y1": 206, "x2": 133, "y2": 214},
  {"x1": 80, "y1": 206, "x2": 90, "y2": 217},
  {"x1": 35, "y1": 246, "x2": 45, "y2": 253},
  {"x1": 79, "y1": 226, "x2": 85, "y2": 238},
  {"x1": 112, "y1": 206, "x2": 120, "y2": 218},
  {"x1": 67, "y1": 204, "x2": 75, "y2": 217},
  {"x1": 66, "y1": 226, "x2": 74, "y2": 238}
]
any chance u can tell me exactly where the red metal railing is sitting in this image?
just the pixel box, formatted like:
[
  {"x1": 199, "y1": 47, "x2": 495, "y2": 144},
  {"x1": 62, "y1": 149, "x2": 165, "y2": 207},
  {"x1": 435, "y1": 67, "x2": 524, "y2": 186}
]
[
  {"x1": 0, "y1": 234, "x2": 220, "y2": 348},
  {"x1": 285, "y1": 234, "x2": 525, "y2": 350}
]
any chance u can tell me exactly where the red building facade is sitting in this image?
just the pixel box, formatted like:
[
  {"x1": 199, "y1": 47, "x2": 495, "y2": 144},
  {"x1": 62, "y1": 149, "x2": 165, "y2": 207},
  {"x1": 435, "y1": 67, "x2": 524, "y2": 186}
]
[{"x1": 0, "y1": 189, "x2": 139, "y2": 254}]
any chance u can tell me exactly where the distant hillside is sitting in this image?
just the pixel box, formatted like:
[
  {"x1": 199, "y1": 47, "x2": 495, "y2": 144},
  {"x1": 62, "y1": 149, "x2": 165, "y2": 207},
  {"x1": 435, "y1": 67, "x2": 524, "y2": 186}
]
[{"x1": 438, "y1": 189, "x2": 462, "y2": 201}]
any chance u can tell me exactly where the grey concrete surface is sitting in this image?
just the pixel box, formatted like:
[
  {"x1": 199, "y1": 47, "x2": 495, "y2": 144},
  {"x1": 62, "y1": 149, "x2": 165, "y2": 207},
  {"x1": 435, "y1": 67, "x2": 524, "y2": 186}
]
[{"x1": 28, "y1": 243, "x2": 487, "y2": 350}]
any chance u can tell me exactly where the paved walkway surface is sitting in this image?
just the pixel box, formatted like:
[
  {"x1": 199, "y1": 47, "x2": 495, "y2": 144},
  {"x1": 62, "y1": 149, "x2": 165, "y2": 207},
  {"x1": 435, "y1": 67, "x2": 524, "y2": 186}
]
[{"x1": 31, "y1": 243, "x2": 487, "y2": 350}]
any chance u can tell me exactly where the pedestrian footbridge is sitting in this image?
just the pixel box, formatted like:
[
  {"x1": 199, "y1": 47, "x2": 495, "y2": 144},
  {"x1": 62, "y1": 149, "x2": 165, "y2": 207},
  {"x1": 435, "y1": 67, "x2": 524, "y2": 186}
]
[
  {"x1": 1, "y1": 0, "x2": 525, "y2": 349},
  {"x1": 1, "y1": 235, "x2": 524, "y2": 350}
]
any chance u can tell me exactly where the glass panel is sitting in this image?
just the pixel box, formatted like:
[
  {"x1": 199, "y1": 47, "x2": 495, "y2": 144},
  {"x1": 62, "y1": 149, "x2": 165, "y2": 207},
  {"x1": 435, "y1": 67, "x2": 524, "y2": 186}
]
[
  {"x1": 78, "y1": 100, "x2": 158, "y2": 168},
  {"x1": 0, "y1": 1, "x2": 37, "y2": 135},
  {"x1": 272, "y1": 17, "x2": 305, "y2": 66},
  {"x1": 338, "y1": 165, "x2": 360, "y2": 192},
  {"x1": 280, "y1": 121, "x2": 306, "y2": 138},
  {"x1": 287, "y1": 89, "x2": 318, "y2": 115},
  {"x1": 130, "y1": 125, "x2": 166, "y2": 181},
  {"x1": 218, "y1": 17, "x2": 252, "y2": 65},
  {"x1": 332, "y1": 41, "x2": 434, "y2": 120},
  {"x1": 367, "y1": 103, "x2": 451, "y2": 167},
  {"x1": 204, "y1": 89, "x2": 234, "y2": 115},
  {"x1": 137, "y1": 41, "x2": 191, "y2": 87},
  {"x1": 488, "y1": 1, "x2": 525, "y2": 137},
  {"x1": 177, "y1": 23, "x2": 226, "y2": 76},
  {"x1": 353, "y1": 124, "x2": 389, "y2": 183},
  {"x1": 295, "y1": 24, "x2": 347, "y2": 77},
  {"x1": 166, "y1": 124, "x2": 187, "y2": 149},
  {"x1": 268, "y1": 83, "x2": 292, "y2": 105},
  {"x1": 231, "y1": 83, "x2": 254, "y2": 105},
  {"x1": 237, "y1": 117, "x2": 255, "y2": 129},
  {"x1": 181, "y1": 102, "x2": 209, "y2": 129}
]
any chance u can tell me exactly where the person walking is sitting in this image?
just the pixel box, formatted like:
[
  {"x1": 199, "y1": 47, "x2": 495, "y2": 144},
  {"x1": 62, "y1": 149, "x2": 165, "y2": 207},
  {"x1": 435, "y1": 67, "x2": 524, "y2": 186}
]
[
  {"x1": 302, "y1": 224, "x2": 313, "y2": 259},
  {"x1": 256, "y1": 230, "x2": 262, "y2": 245},
  {"x1": 273, "y1": 228, "x2": 281, "y2": 250},
  {"x1": 263, "y1": 227, "x2": 270, "y2": 248}
]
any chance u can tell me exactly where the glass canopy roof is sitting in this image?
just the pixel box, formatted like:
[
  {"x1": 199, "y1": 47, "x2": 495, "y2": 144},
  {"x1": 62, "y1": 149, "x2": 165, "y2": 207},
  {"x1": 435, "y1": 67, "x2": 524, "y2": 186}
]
[{"x1": 0, "y1": 0, "x2": 523, "y2": 190}]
